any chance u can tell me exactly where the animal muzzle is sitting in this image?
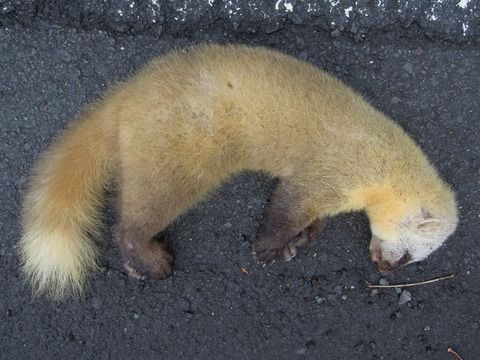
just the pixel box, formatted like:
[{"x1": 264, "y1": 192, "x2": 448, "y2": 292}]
[{"x1": 370, "y1": 246, "x2": 411, "y2": 274}]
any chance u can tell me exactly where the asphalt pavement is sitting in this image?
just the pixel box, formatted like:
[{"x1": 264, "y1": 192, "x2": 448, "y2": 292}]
[{"x1": 0, "y1": 8, "x2": 479, "y2": 360}]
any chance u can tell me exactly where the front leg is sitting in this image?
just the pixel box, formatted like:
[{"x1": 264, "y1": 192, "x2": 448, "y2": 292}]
[
  {"x1": 282, "y1": 218, "x2": 327, "y2": 261},
  {"x1": 252, "y1": 180, "x2": 324, "y2": 263}
]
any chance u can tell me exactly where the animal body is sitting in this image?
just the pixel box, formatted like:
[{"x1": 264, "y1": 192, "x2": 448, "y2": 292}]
[{"x1": 19, "y1": 44, "x2": 458, "y2": 298}]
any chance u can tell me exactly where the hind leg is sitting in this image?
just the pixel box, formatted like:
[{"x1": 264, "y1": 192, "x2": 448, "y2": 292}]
[
  {"x1": 115, "y1": 216, "x2": 174, "y2": 280},
  {"x1": 114, "y1": 166, "x2": 210, "y2": 280}
]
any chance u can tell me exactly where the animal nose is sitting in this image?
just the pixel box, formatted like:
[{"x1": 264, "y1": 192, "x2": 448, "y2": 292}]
[
  {"x1": 370, "y1": 247, "x2": 395, "y2": 274},
  {"x1": 374, "y1": 255, "x2": 411, "y2": 274},
  {"x1": 376, "y1": 261, "x2": 395, "y2": 274}
]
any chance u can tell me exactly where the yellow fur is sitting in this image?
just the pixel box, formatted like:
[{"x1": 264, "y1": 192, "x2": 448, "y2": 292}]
[
  {"x1": 19, "y1": 44, "x2": 457, "y2": 297},
  {"x1": 20, "y1": 106, "x2": 115, "y2": 298}
]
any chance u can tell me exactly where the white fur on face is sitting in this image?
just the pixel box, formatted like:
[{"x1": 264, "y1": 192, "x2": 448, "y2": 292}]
[
  {"x1": 370, "y1": 211, "x2": 457, "y2": 272},
  {"x1": 368, "y1": 198, "x2": 459, "y2": 273}
]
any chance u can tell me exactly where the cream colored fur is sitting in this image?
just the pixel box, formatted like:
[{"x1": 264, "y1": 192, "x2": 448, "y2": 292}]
[
  {"x1": 20, "y1": 105, "x2": 115, "y2": 298},
  {"x1": 19, "y1": 44, "x2": 458, "y2": 298}
]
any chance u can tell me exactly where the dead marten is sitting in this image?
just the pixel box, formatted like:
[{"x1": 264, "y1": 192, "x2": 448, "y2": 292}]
[{"x1": 19, "y1": 44, "x2": 458, "y2": 298}]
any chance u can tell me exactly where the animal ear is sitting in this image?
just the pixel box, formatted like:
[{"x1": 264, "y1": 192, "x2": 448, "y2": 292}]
[{"x1": 413, "y1": 208, "x2": 442, "y2": 234}]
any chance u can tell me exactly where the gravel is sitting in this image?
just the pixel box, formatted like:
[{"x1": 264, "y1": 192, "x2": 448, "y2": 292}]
[{"x1": 399, "y1": 290, "x2": 413, "y2": 305}]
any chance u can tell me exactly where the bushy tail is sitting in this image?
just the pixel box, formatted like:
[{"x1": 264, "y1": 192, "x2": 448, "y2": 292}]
[{"x1": 19, "y1": 108, "x2": 114, "y2": 299}]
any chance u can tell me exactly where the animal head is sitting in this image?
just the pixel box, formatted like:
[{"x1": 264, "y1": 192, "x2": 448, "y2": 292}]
[{"x1": 366, "y1": 186, "x2": 458, "y2": 273}]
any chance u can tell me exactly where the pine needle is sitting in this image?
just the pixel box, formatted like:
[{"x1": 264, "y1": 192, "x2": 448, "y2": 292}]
[
  {"x1": 366, "y1": 273, "x2": 456, "y2": 289},
  {"x1": 447, "y1": 346, "x2": 464, "y2": 360}
]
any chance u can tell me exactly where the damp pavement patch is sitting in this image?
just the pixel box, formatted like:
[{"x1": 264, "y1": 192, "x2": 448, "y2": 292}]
[{"x1": 0, "y1": 0, "x2": 479, "y2": 42}]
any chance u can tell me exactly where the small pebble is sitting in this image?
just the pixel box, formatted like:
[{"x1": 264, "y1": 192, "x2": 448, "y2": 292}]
[
  {"x1": 295, "y1": 348, "x2": 306, "y2": 355},
  {"x1": 390, "y1": 96, "x2": 401, "y2": 105},
  {"x1": 330, "y1": 29, "x2": 341, "y2": 38},
  {"x1": 379, "y1": 278, "x2": 389, "y2": 286},
  {"x1": 398, "y1": 290, "x2": 412, "y2": 305},
  {"x1": 370, "y1": 289, "x2": 379, "y2": 297},
  {"x1": 395, "y1": 287, "x2": 402, "y2": 294},
  {"x1": 289, "y1": 12, "x2": 304, "y2": 25},
  {"x1": 402, "y1": 62, "x2": 414, "y2": 74},
  {"x1": 413, "y1": 47, "x2": 424, "y2": 55}
]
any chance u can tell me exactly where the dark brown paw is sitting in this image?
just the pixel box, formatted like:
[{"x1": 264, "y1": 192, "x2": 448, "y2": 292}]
[
  {"x1": 253, "y1": 231, "x2": 313, "y2": 264},
  {"x1": 123, "y1": 241, "x2": 173, "y2": 280},
  {"x1": 252, "y1": 242, "x2": 283, "y2": 264},
  {"x1": 282, "y1": 231, "x2": 309, "y2": 262},
  {"x1": 283, "y1": 220, "x2": 325, "y2": 261}
]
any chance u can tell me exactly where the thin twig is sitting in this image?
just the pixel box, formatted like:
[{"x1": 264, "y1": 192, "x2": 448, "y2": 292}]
[
  {"x1": 447, "y1": 346, "x2": 464, "y2": 360},
  {"x1": 366, "y1": 273, "x2": 456, "y2": 289}
]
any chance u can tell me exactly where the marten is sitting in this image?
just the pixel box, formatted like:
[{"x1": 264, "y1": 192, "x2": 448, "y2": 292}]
[{"x1": 18, "y1": 44, "x2": 458, "y2": 299}]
